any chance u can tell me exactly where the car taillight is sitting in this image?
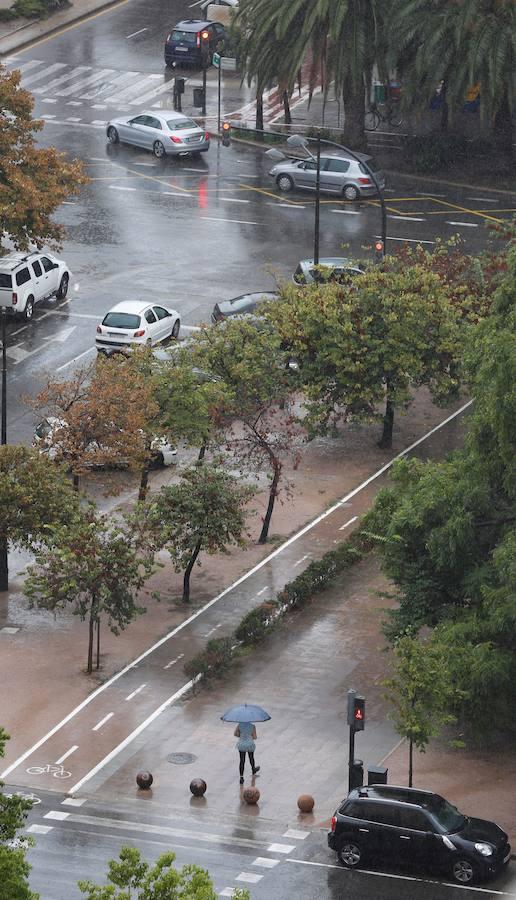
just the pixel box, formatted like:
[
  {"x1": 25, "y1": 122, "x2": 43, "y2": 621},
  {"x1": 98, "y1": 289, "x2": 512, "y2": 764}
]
[
  {"x1": 331, "y1": 816, "x2": 337, "y2": 833},
  {"x1": 133, "y1": 329, "x2": 145, "y2": 337},
  {"x1": 96, "y1": 325, "x2": 102, "y2": 333},
  {"x1": 358, "y1": 177, "x2": 371, "y2": 185},
  {"x1": 12, "y1": 292, "x2": 17, "y2": 305},
  {"x1": 196, "y1": 34, "x2": 200, "y2": 47},
  {"x1": 205, "y1": 132, "x2": 209, "y2": 141},
  {"x1": 170, "y1": 135, "x2": 183, "y2": 144}
]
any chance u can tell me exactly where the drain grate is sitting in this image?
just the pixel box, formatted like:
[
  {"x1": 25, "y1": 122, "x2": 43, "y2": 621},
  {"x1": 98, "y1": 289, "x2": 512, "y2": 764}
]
[{"x1": 167, "y1": 752, "x2": 197, "y2": 765}]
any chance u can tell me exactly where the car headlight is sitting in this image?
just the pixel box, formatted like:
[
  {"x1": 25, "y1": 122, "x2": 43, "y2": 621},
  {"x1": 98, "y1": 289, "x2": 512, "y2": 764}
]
[{"x1": 475, "y1": 843, "x2": 493, "y2": 856}]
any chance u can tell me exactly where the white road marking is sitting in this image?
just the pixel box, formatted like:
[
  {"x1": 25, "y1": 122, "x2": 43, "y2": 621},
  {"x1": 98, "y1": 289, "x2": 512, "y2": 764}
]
[
  {"x1": 0, "y1": 626, "x2": 19, "y2": 634},
  {"x1": 61, "y1": 797, "x2": 86, "y2": 806},
  {"x1": 56, "y1": 69, "x2": 115, "y2": 97},
  {"x1": 66, "y1": 117, "x2": 82, "y2": 122},
  {"x1": 41, "y1": 98, "x2": 57, "y2": 103},
  {"x1": 109, "y1": 185, "x2": 137, "y2": 192},
  {"x1": 21, "y1": 62, "x2": 67, "y2": 86},
  {"x1": 119, "y1": 78, "x2": 174, "y2": 107},
  {"x1": 162, "y1": 191, "x2": 192, "y2": 197},
  {"x1": 235, "y1": 873, "x2": 263, "y2": 883},
  {"x1": 293, "y1": 554, "x2": 309, "y2": 567},
  {"x1": 131, "y1": 161, "x2": 156, "y2": 167},
  {"x1": 467, "y1": 197, "x2": 499, "y2": 203},
  {"x1": 56, "y1": 347, "x2": 96, "y2": 372},
  {"x1": 40, "y1": 114, "x2": 56, "y2": 119},
  {"x1": 91, "y1": 120, "x2": 107, "y2": 126},
  {"x1": 219, "y1": 198, "x2": 250, "y2": 203},
  {"x1": 27, "y1": 824, "x2": 52, "y2": 834},
  {"x1": 32, "y1": 66, "x2": 90, "y2": 94},
  {"x1": 267, "y1": 843, "x2": 296, "y2": 853},
  {"x1": 376, "y1": 234, "x2": 435, "y2": 245},
  {"x1": 414, "y1": 191, "x2": 447, "y2": 197},
  {"x1": 331, "y1": 208, "x2": 361, "y2": 215},
  {"x1": 285, "y1": 859, "x2": 514, "y2": 894},
  {"x1": 252, "y1": 857, "x2": 280, "y2": 868},
  {"x1": 388, "y1": 215, "x2": 426, "y2": 222},
  {"x1": 219, "y1": 890, "x2": 236, "y2": 897},
  {"x1": 92, "y1": 712, "x2": 114, "y2": 731},
  {"x1": 91, "y1": 103, "x2": 107, "y2": 109},
  {"x1": 277, "y1": 204, "x2": 306, "y2": 209},
  {"x1": 44, "y1": 810, "x2": 70, "y2": 820},
  {"x1": 283, "y1": 829, "x2": 309, "y2": 839},
  {"x1": 163, "y1": 653, "x2": 184, "y2": 670},
  {"x1": 256, "y1": 587, "x2": 267, "y2": 596},
  {"x1": 37, "y1": 119, "x2": 106, "y2": 130},
  {"x1": 182, "y1": 167, "x2": 206, "y2": 173},
  {"x1": 10, "y1": 59, "x2": 42, "y2": 75},
  {"x1": 1, "y1": 401, "x2": 473, "y2": 785},
  {"x1": 125, "y1": 684, "x2": 146, "y2": 701},
  {"x1": 126, "y1": 27, "x2": 148, "y2": 38},
  {"x1": 204, "y1": 624, "x2": 222, "y2": 637},
  {"x1": 200, "y1": 216, "x2": 260, "y2": 226},
  {"x1": 338, "y1": 515, "x2": 358, "y2": 531},
  {"x1": 446, "y1": 221, "x2": 479, "y2": 227},
  {"x1": 7, "y1": 345, "x2": 31, "y2": 363},
  {"x1": 84, "y1": 70, "x2": 141, "y2": 101},
  {"x1": 54, "y1": 746, "x2": 78, "y2": 765},
  {"x1": 66, "y1": 101, "x2": 82, "y2": 106}
]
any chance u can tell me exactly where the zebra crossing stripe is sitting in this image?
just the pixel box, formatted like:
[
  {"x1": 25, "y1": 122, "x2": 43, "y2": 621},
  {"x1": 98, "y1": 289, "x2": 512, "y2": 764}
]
[
  {"x1": 56, "y1": 68, "x2": 116, "y2": 97},
  {"x1": 103, "y1": 74, "x2": 165, "y2": 105},
  {"x1": 85, "y1": 71, "x2": 141, "y2": 101},
  {"x1": 33, "y1": 66, "x2": 92, "y2": 94},
  {"x1": 12, "y1": 59, "x2": 43, "y2": 74},
  {"x1": 126, "y1": 79, "x2": 176, "y2": 106},
  {"x1": 22, "y1": 63, "x2": 67, "y2": 86}
]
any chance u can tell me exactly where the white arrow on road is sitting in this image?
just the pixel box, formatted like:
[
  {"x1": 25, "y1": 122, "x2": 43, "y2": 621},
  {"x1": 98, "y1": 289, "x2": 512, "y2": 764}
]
[{"x1": 7, "y1": 326, "x2": 77, "y2": 364}]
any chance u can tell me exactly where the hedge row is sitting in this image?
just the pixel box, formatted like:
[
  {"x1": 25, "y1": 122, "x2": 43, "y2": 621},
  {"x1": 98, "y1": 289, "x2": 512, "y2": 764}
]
[{"x1": 183, "y1": 527, "x2": 374, "y2": 683}]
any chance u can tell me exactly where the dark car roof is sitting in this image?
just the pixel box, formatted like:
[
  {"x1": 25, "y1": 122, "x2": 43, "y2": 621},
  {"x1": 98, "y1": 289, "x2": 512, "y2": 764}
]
[
  {"x1": 217, "y1": 291, "x2": 279, "y2": 315},
  {"x1": 172, "y1": 19, "x2": 215, "y2": 31},
  {"x1": 348, "y1": 785, "x2": 441, "y2": 808}
]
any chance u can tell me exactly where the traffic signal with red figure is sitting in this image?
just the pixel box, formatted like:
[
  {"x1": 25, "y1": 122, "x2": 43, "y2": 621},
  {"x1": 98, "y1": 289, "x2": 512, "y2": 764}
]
[
  {"x1": 200, "y1": 29, "x2": 211, "y2": 68},
  {"x1": 374, "y1": 240, "x2": 384, "y2": 263},
  {"x1": 353, "y1": 696, "x2": 365, "y2": 731},
  {"x1": 221, "y1": 121, "x2": 231, "y2": 147}
]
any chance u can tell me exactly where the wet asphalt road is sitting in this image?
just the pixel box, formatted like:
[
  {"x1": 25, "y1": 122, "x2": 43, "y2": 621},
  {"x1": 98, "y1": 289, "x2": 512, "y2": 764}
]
[
  {"x1": 2, "y1": 0, "x2": 516, "y2": 445},
  {"x1": 9, "y1": 785, "x2": 516, "y2": 899}
]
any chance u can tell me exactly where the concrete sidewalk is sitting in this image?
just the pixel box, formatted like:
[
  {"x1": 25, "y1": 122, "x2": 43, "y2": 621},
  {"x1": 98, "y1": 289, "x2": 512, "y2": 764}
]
[{"x1": 0, "y1": 0, "x2": 126, "y2": 55}]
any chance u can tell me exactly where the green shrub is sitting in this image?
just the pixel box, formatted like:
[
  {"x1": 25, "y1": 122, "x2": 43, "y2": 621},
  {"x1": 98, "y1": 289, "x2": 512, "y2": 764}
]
[
  {"x1": 183, "y1": 636, "x2": 235, "y2": 681},
  {"x1": 234, "y1": 603, "x2": 277, "y2": 645},
  {"x1": 402, "y1": 133, "x2": 469, "y2": 173},
  {"x1": 6, "y1": 0, "x2": 68, "y2": 19}
]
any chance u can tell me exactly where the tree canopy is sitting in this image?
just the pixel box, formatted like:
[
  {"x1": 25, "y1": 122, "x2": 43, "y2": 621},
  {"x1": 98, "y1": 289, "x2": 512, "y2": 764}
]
[{"x1": 0, "y1": 728, "x2": 39, "y2": 900}]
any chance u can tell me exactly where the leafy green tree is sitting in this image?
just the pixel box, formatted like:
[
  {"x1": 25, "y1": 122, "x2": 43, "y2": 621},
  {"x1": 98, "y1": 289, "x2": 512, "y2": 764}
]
[
  {"x1": 78, "y1": 845, "x2": 250, "y2": 899},
  {"x1": 143, "y1": 464, "x2": 254, "y2": 602},
  {"x1": 388, "y1": 0, "x2": 515, "y2": 151},
  {"x1": 382, "y1": 636, "x2": 464, "y2": 786},
  {"x1": 24, "y1": 509, "x2": 154, "y2": 674},
  {"x1": 0, "y1": 64, "x2": 87, "y2": 250},
  {"x1": 267, "y1": 264, "x2": 464, "y2": 448},
  {"x1": 191, "y1": 318, "x2": 303, "y2": 542},
  {"x1": 0, "y1": 728, "x2": 39, "y2": 900},
  {"x1": 0, "y1": 444, "x2": 78, "y2": 591}
]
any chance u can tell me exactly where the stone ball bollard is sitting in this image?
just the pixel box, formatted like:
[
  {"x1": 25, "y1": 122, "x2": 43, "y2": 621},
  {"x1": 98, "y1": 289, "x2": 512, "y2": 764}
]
[
  {"x1": 190, "y1": 778, "x2": 207, "y2": 797},
  {"x1": 297, "y1": 794, "x2": 314, "y2": 813},
  {"x1": 243, "y1": 786, "x2": 260, "y2": 805},
  {"x1": 136, "y1": 771, "x2": 153, "y2": 790}
]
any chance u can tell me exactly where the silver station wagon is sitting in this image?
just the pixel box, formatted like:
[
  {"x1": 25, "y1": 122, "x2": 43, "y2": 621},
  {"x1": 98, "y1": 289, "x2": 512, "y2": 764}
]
[{"x1": 106, "y1": 109, "x2": 210, "y2": 158}]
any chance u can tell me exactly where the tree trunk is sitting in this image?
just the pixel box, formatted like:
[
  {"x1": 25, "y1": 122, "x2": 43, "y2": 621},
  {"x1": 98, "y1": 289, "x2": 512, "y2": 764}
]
[
  {"x1": 283, "y1": 90, "x2": 291, "y2": 124},
  {"x1": 255, "y1": 89, "x2": 264, "y2": 138},
  {"x1": 408, "y1": 738, "x2": 413, "y2": 787},
  {"x1": 96, "y1": 616, "x2": 100, "y2": 669},
  {"x1": 342, "y1": 73, "x2": 366, "y2": 150},
  {"x1": 73, "y1": 473, "x2": 80, "y2": 492},
  {"x1": 139, "y1": 463, "x2": 150, "y2": 502},
  {"x1": 440, "y1": 80, "x2": 448, "y2": 133},
  {"x1": 0, "y1": 535, "x2": 8, "y2": 592},
  {"x1": 493, "y1": 89, "x2": 513, "y2": 157},
  {"x1": 197, "y1": 443, "x2": 206, "y2": 463},
  {"x1": 87, "y1": 607, "x2": 95, "y2": 674},
  {"x1": 258, "y1": 463, "x2": 281, "y2": 544},
  {"x1": 379, "y1": 393, "x2": 395, "y2": 449},
  {"x1": 182, "y1": 539, "x2": 202, "y2": 603}
]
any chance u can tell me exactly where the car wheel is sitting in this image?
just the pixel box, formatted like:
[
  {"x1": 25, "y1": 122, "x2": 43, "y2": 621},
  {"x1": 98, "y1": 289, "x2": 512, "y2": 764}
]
[
  {"x1": 171, "y1": 318, "x2": 180, "y2": 339},
  {"x1": 277, "y1": 174, "x2": 294, "y2": 192},
  {"x1": 24, "y1": 297, "x2": 34, "y2": 321},
  {"x1": 56, "y1": 273, "x2": 69, "y2": 300},
  {"x1": 337, "y1": 841, "x2": 362, "y2": 869},
  {"x1": 153, "y1": 140, "x2": 166, "y2": 159},
  {"x1": 451, "y1": 858, "x2": 478, "y2": 885},
  {"x1": 343, "y1": 184, "x2": 360, "y2": 201},
  {"x1": 152, "y1": 451, "x2": 165, "y2": 468},
  {"x1": 107, "y1": 126, "x2": 119, "y2": 144}
]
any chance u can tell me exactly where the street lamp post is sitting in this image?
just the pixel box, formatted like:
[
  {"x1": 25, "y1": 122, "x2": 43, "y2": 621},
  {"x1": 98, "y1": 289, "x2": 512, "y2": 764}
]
[
  {"x1": 313, "y1": 132, "x2": 321, "y2": 265},
  {"x1": 0, "y1": 308, "x2": 7, "y2": 592}
]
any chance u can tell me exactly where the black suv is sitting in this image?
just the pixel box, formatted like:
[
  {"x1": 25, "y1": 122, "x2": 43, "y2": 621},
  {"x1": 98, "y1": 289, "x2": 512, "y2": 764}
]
[
  {"x1": 164, "y1": 19, "x2": 225, "y2": 68},
  {"x1": 328, "y1": 785, "x2": 510, "y2": 885}
]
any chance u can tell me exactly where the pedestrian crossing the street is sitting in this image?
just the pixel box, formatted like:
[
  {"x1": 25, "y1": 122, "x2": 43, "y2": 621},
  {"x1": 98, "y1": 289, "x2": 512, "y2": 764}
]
[{"x1": 6, "y1": 57, "x2": 180, "y2": 111}]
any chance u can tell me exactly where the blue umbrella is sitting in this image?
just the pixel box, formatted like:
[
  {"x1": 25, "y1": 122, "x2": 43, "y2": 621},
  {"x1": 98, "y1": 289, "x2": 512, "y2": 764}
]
[{"x1": 221, "y1": 703, "x2": 271, "y2": 723}]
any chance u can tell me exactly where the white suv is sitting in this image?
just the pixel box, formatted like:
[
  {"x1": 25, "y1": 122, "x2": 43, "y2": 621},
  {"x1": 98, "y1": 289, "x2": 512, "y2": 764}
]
[{"x1": 0, "y1": 251, "x2": 71, "y2": 320}]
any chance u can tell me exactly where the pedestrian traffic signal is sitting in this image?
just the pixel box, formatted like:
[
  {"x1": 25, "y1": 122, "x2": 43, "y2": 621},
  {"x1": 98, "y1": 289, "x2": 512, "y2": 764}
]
[
  {"x1": 200, "y1": 29, "x2": 211, "y2": 68},
  {"x1": 352, "y1": 696, "x2": 365, "y2": 731},
  {"x1": 221, "y1": 121, "x2": 231, "y2": 147},
  {"x1": 374, "y1": 240, "x2": 384, "y2": 263}
]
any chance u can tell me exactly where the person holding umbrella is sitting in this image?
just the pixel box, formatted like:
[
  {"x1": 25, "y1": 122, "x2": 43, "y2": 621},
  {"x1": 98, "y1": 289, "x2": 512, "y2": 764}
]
[{"x1": 221, "y1": 703, "x2": 271, "y2": 785}]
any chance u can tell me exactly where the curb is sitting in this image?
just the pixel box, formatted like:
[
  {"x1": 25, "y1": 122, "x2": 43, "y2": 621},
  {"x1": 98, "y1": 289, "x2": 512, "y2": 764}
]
[{"x1": 0, "y1": 0, "x2": 127, "y2": 55}]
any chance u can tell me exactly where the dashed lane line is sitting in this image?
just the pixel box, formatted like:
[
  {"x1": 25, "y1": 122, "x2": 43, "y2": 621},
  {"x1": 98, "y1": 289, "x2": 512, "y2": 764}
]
[
  {"x1": 2, "y1": 401, "x2": 473, "y2": 786},
  {"x1": 54, "y1": 745, "x2": 78, "y2": 765},
  {"x1": 125, "y1": 684, "x2": 146, "y2": 701},
  {"x1": 92, "y1": 713, "x2": 114, "y2": 731},
  {"x1": 446, "y1": 221, "x2": 479, "y2": 227}
]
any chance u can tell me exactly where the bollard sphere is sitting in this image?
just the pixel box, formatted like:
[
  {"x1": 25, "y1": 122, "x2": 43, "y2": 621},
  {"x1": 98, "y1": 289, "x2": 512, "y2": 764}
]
[
  {"x1": 190, "y1": 778, "x2": 207, "y2": 797},
  {"x1": 136, "y1": 771, "x2": 153, "y2": 790},
  {"x1": 297, "y1": 794, "x2": 314, "y2": 813},
  {"x1": 243, "y1": 786, "x2": 260, "y2": 805}
]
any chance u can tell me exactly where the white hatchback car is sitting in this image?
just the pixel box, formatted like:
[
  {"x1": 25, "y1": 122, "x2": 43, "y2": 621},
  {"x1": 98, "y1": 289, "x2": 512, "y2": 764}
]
[
  {"x1": 96, "y1": 301, "x2": 180, "y2": 353},
  {"x1": 0, "y1": 250, "x2": 70, "y2": 320}
]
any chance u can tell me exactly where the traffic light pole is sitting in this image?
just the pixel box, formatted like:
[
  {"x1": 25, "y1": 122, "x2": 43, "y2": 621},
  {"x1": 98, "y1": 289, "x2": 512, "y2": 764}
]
[
  {"x1": 217, "y1": 61, "x2": 221, "y2": 132},
  {"x1": 348, "y1": 721, "x2": 356, "y2": 793},
  {"x1": 202, "y1": 66, "x2": 207, "y2": 117},
  {"x1": 314, "y1": 132, "x2": 321, "y2": 266},
  {"x1": 0, "y1": 307, "x2": 8, "y2": 592}
]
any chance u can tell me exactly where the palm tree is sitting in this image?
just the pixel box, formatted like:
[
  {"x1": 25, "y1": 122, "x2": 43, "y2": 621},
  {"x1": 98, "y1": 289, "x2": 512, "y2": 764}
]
[
  {"x1": 388, "y1": 0, "x2": 515, "y2": 153},
  {"x1": 234, "y1": 0, "x2": 388, "y2": 148}
]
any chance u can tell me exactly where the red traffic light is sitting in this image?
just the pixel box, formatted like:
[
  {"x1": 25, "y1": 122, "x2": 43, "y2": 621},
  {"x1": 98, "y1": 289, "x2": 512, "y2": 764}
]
[
  {"x1": 222, "y1": 122, "x2": 231, "y2": 131},
  {"x1": 375, "y1": 241, "x2": 383, "y2": 253},
  {"x1": 352, "y1": 696, "x2": 365, "y2": 731},
  {"x1": 221, "y1": 121, "x2": 231, "y2": 146}
]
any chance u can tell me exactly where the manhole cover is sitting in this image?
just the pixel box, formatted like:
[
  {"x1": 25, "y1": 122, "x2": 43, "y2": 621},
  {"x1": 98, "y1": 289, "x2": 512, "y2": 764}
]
[{"x1": 167, "y1": 752, "x2": 197, "y2": 765}]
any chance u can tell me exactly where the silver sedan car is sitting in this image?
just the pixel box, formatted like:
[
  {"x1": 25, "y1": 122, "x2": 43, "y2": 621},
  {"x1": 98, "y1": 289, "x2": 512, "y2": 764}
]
[
  {"x1": 269, "y1": 153, "x2": 385, "y2": 201},
  {"x1": 106, "y1": 110, "x2": 210, "y2": 158}
]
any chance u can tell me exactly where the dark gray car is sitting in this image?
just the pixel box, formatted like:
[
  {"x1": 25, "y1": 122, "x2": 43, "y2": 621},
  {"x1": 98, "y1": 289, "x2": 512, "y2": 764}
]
[{"x1": 269, "y1": 153, "x2": 385, "y2": 201}]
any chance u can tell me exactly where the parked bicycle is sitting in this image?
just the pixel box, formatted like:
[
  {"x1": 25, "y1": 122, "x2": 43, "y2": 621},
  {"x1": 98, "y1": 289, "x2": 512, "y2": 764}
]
[
  {"x1": 365, "y1": 102, "x2": 403, "y2": 130},
  {"x1": 26, "y1": 763, "x2": 71, "y2": 779}
]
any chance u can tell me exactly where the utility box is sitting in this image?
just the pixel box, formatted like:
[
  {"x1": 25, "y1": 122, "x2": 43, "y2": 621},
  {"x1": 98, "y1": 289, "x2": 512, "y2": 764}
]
[
  {"x1": 193, "y1": 87, "x2": 205, "y2": 108},
  {"x1": 373, "y1": 82, "x2": 386, "y2": 103},
  {"x1": 367, "y1": 766, "x2": 388, "y2": 786},
  {"x1": 174, "y1": 76, "x2": 185, "y2": 95},
  {"x1": 350, "y1": 759, "x2": 364, "y2": 791}
]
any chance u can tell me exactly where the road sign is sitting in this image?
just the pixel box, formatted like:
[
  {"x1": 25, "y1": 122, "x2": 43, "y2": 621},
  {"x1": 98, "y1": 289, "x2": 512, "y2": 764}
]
[
  {"x1": 212, "y1": 52, "x2": 221, "y2": 68},
  {"x1": 220, "y1": 57, "x2": 237, "y2": 71}
]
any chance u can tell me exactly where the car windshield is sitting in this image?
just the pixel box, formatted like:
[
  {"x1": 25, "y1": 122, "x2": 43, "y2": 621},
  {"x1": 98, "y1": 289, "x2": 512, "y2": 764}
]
[
  {"x1": 428, "y1": 797, "x2": 467, "y2": 833},
  {"x1": 221, "y1": 297, "x2": 255, "y2": 315},
  {"x1": 102, "y1": 312, "x2": 141, "y2": 329},
  {"x1": 171, "y1": 30, "x2": 197, "y2": 44},
  {"x1": 166, "y1": 118, "x2": 198, "y2": 131},
  {"x1": 0, "y1": 273, "x2": 12, "y2": 288},
  {"x1": 35, "y1": 420, "x2": 52, "y2": 439}
]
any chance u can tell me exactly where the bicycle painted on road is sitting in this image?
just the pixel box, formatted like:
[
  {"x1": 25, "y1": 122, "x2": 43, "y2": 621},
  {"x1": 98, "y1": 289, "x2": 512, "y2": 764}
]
[
  {"x1": 26, "y1": 764, "x2": 71, "y2": 779},
  {"x1": 3, "y1": 791, "x2": 41, "y2": 804}
]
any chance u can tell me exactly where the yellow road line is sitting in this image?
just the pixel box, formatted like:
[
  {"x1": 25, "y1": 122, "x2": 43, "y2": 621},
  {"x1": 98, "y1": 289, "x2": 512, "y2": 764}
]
[
  {"x1": 420, "y1": 197, "x2": 503, "y2": 224},
  {"x1": 240, "y1": 184, "x2": 300, "y2": 204},
  {"x1": 108, "y1": 161, "x2": 192, "y2": 193}
]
